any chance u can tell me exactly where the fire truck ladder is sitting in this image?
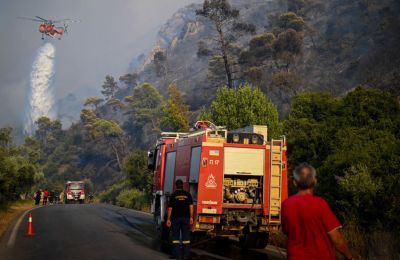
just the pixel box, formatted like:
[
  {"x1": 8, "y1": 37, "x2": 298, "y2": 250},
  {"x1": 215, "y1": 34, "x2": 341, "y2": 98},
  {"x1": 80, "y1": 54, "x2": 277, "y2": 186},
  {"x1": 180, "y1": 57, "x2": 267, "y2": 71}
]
[{"x1": 268, "y1": 139, "x2": 284, "y2": 223}]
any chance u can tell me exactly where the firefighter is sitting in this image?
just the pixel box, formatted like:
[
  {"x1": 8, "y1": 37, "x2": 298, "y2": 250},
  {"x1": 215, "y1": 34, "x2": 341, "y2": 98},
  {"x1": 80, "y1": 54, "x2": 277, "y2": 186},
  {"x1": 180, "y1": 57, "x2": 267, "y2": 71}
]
[
  {"x1": 282, "y1": 163, "x2": 354, "y2": 260},
  {"x1": 166, "y1": 179, "x2": 193, "y2": 260}
]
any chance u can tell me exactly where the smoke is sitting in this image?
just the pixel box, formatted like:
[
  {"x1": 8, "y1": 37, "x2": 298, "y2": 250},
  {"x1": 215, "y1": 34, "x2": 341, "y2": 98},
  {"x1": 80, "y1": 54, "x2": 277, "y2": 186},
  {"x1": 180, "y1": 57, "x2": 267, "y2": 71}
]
[{"x1": 24, "y1": 42, "x2": 56, "y2": 135}]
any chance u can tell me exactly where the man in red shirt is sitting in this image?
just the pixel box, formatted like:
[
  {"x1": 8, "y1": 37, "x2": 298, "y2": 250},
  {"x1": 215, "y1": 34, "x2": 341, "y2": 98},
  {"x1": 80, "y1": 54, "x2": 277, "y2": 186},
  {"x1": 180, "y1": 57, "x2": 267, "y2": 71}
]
[
  {"x1": 282, "y1": 163, "x2": 354, "y2": 260},
  {"x1": 43, "y1": 188, "x2": 49, "y2": 206}
]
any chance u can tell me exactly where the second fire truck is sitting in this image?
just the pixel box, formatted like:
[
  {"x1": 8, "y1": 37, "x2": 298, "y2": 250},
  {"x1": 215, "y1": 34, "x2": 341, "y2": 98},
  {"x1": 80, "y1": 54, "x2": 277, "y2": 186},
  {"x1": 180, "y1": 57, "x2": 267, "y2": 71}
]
[{"x1": 148, "y1": 121, "x2": 288, "y2": 248}]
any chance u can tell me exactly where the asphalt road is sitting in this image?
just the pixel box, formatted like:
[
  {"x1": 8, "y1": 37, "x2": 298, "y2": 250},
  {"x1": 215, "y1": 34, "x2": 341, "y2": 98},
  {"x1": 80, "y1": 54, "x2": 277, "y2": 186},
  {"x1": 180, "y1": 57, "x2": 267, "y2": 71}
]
[{"x1": 0, "y1": 204, "x2": 169, "y2": 260}]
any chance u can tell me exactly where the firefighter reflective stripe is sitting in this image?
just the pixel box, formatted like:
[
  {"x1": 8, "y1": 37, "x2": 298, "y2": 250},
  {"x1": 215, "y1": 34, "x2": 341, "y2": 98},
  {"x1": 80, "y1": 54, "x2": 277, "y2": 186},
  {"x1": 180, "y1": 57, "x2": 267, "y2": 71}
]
[{"x1": 172, "y1": 240, "x2": 190, "y2": 244}]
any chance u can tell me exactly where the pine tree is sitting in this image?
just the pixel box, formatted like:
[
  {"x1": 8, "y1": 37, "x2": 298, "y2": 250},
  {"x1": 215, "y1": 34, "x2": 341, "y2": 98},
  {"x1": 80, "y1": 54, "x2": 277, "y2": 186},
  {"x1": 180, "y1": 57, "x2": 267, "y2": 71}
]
[{"x1": 101, "y1": 75, "x2": 119, "y2": 100}]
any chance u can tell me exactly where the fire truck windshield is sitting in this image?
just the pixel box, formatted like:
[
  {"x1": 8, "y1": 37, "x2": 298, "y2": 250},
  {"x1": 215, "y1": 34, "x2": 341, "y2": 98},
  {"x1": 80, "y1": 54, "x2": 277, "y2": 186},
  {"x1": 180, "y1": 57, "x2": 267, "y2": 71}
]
[{"x1": 68, "y1": 183, "x2": 83, "y2": 190}]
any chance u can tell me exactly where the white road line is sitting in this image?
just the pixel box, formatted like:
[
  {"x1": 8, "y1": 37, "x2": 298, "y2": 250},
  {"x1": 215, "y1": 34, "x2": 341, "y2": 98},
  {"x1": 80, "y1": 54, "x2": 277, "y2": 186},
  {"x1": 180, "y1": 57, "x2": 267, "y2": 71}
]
[
  {"x1": 108, "y1": 203, "x2": 153, "y2": 216},
  {"x1": 127, "y1": 208, "x2": 152, "y2": 217},
  {"x1": 6, "y1": 206, "x2": 41, "y2": 247}
]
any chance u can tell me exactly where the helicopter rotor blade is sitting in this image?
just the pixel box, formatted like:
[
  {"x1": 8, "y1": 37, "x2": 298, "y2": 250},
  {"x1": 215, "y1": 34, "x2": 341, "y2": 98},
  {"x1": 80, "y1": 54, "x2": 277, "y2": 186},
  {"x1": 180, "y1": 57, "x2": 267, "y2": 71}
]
[
  {"x1": 35, "y1": 16, "x2": 48, "y2": 22},
  {"x1": 17, "y1": 17, "x2": 44, "y2": 22},
  {"x1": 53, "y1": 19, "x2": 81, "y2": 24}
]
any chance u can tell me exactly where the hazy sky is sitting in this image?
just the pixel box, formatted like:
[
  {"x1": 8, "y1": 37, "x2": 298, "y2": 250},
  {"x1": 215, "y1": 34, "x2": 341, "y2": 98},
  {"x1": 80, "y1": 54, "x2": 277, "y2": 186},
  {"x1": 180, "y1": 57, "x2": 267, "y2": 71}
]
[{"x1": 0, "y1": 0, "x2": 199, "y2": 128}]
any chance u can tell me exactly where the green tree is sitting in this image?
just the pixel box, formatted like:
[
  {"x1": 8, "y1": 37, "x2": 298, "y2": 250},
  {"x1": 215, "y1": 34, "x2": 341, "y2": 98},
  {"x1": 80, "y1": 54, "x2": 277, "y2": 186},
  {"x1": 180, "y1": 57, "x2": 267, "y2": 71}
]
[
  {"x1": 0, "y1": 128, "x2": 38, "y2": 205},
  {"x1": 242, "y1": 67, "x2": 263, "y2": 87},
  {"x1": 196, "y1": 0, "x2": 240, "y2": 88},
  {"x1": 274, "y1": 29, "x2": 303, "y2": 70},
  {"x1": 207, "y1": 55, "x2": 227, "y2": 84},
  {"x1": 84, "y1": 96, "x2": 104, "y2": 110},
  {"x1": 341, "y1": 86, "x2": 400, "y2": 132},
  {"x1": 270, "y1": 71, "x2": 303, "y2": 101},
  {"x1": 119, "y1": 73, "x2": 138, "y2": 88},
  {"x1": 20, "y1": 136, "x2": 42, "y2": 164},
  {"x1": 123, "y1": 83, "x2": 164, "y2": 148},
  {"x1": 101, "y1": 75, "x2": 119, "y2": 100},
  {"x1": 0, "y1": 127, "x2": 13, "y2": 148},
  {"x1": 106, "y1": 97, "x2": 124, "y2": 112},
  {"x1": 35, "y1": 117, "x2": 63, "y2": 153},
  {"x1": 208, "y1": 83, "x2": 281, "y2": 138},
  {"x1": 239, "y1": 24, "x2": 305, "y2": 101},
  {"x1": 246, "y1": 32, "x2": 276, "y2": 64},
  {"x1": 123, "y1": 150, "x2": 151, "y2": 192},
  {"x1": 284, "y1": 87, "x2": 400, "y2": 233},
  {"x1": 80, "y1": 108, "x2": 98, "y2": 125},
  {"x1": 124, "y1": 83, "x2": 164, "y2": 123},
  {"x1": 91, "y1": 119, "x2": 125, "y2": 170},
  {"x1": 161, "y1": 84, "x2": 189, "y2": 132},
  {"x1": 16, "y1": 164, "x2": 36, "y2": 196},
  {"x1": 278, "y1": 12, "x2": 305, "y2": 31}
]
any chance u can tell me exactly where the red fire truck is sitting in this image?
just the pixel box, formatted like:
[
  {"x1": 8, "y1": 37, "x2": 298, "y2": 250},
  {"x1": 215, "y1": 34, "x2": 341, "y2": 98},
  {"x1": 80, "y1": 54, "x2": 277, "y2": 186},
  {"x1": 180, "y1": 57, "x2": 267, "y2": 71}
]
[{"x1": 148, "y1": 121, "x2": 287, "y2": 248}]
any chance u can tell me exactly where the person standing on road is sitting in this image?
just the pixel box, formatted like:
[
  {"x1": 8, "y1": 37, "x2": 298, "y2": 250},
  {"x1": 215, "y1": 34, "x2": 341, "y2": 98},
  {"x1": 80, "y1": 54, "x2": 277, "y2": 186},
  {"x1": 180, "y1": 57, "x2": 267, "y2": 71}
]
[
  {"x1": 166, "y1": 179, "x2": 194, "y2": 260},
  {"x1": 282, "y1": 163, "x2": 354, "y2": 260},
  {"x1": 60, "y1": 190, "x2": 64, "y2": 203},
  {"x1": 35, "y1": 190, "x2": 41, "y2": 205},
  {"x1": 43, "y1": 188, "x2": 49, "y2": 206}
]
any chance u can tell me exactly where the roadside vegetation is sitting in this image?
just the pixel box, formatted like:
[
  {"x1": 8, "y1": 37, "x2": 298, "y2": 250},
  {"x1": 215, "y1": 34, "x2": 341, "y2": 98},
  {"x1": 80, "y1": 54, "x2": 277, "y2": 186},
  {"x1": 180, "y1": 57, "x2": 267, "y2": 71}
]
[
  {"x1": 0, "y1": 200, "x2": 34, "y2": 238},
  {"x1": 285, "y1": 87, "x2": 400, "y2": 257},
  {"x1": 0, "y1": 127, "x2": 42, "y2": 209}
]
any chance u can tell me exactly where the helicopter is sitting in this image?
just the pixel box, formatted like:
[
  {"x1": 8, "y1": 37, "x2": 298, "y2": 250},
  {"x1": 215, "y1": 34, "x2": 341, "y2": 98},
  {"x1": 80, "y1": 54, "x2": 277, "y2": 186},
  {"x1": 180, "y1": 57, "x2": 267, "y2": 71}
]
[{"x1": 18, "y1": 16, "x2": 79, "y2": 40}]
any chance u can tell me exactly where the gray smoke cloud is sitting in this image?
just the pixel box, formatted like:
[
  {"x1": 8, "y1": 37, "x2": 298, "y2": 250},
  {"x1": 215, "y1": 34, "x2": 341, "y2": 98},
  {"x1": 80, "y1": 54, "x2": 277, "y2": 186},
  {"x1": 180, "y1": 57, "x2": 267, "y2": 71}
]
[{"x1": 0, "y1": 0, "x2": 201, "y2": 129}]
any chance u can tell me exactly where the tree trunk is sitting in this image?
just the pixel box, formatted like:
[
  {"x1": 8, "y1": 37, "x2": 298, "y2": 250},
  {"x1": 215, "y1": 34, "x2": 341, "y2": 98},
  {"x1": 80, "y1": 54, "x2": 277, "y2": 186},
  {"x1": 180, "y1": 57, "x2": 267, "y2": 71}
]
[
  {"x1": 110, "y1": 141, "x2": 122, "y2": 170},
  {"x1": 217, "y1": 27, "x2": 233, "y2": 88}
]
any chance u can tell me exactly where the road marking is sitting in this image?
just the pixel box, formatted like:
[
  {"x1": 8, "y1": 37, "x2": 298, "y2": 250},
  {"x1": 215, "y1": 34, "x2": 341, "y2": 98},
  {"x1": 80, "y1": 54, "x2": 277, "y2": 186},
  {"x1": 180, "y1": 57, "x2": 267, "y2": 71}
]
[
  {"x1": 6, "y1": 206, "x2": 41, "y2": 247},
  {"x1": 127, "y1": 208, "x2": 152, "y2": 217},
  {"x1": 108, "y1": 203, "x2": 152, "y2": 216}
]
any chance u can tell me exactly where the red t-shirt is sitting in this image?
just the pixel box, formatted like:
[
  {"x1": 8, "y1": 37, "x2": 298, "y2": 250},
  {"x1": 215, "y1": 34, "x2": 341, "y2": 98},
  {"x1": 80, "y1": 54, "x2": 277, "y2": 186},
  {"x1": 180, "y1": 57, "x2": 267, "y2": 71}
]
[
  {"x1": 43, "y1": 190, "x2": 49, "y2": 198},
  {"x1": 282, "y1": 194, "x2": 341, "y2": 260}
]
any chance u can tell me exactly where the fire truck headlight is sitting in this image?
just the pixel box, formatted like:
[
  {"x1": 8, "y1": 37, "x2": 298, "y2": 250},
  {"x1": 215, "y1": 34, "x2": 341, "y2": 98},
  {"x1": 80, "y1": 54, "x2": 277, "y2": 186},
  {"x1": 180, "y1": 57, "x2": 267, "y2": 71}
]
[{"x1": 232, "y1": 134, "x2": 240, "y2": 143}]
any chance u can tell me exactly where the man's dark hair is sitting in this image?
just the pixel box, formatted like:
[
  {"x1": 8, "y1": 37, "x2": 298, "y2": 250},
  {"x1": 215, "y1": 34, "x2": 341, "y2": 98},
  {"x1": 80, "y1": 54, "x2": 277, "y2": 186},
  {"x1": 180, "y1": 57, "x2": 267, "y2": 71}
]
[
  {"x1": 293, "y1": 163, "x2": 316, "y2": 189},
  {"x1": 175, "y1": 179, "x2": 183, "y2": 189}
]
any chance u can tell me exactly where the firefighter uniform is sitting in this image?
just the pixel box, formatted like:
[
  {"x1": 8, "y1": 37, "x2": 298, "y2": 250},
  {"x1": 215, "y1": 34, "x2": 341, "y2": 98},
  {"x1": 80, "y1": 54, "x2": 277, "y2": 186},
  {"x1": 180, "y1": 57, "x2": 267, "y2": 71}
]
[{"x1": 169, "y1": 189, "x2": 193, "y2": 259}]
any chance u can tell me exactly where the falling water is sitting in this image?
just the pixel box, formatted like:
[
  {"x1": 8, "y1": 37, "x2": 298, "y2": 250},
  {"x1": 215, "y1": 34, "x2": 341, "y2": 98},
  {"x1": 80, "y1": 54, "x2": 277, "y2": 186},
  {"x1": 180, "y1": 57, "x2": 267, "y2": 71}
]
[{"x1": 24, "y1": 42, "x2": 56, "y2": 135}]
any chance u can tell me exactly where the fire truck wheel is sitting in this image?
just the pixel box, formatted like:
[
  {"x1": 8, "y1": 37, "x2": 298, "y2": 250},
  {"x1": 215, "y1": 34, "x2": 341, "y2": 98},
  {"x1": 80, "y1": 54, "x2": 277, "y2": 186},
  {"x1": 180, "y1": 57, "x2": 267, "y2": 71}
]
[
  {"x1": 191, "y1": 231, "x2": 207, "y2": 245},
  {"x1": 239, "y1": 232, "x2": 269, "y2": 249},
  {"x1": 254, "y1": 233, "x2": 269, "y2": 249}
]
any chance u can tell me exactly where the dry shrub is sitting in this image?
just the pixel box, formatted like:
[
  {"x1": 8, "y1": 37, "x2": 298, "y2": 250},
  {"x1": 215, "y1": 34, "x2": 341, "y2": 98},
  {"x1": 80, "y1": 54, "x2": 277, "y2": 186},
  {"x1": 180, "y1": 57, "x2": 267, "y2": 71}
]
[{"x1": 342, "y1": 222, "x2": 400, "y2": 259}]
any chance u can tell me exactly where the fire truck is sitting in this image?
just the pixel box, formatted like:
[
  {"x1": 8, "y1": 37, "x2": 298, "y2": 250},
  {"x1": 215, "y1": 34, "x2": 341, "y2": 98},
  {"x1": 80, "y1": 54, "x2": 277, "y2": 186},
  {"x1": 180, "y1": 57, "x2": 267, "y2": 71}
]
[
  {"x1": 148, "y1": 121, "x2": 288, "y2": 248},
  {"x1": 64, "y1": 181, "x2": 85, "y2": 204}
]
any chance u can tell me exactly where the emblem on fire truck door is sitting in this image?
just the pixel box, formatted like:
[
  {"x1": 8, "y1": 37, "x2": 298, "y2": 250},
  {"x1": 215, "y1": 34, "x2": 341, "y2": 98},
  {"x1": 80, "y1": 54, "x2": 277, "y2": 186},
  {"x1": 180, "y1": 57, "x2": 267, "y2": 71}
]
[{"x1": 205, "y1": 173, "x2": 217, "y2": 189}]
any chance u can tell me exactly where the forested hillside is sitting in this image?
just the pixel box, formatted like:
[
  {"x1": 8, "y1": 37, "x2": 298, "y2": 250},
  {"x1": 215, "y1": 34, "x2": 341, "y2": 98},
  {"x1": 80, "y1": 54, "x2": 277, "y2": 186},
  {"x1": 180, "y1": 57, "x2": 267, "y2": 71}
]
[
  {"x1": 131, "y1": 0, "x2": 400, "y2": 113},
  {"x1": 2, "y1": 0, "x2": 399, "y2": 257}
]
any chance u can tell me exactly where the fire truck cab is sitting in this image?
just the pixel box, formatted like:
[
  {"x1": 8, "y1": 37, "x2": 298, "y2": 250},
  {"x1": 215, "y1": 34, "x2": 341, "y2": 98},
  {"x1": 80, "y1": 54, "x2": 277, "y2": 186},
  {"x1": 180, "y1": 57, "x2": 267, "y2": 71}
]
[
  {"x1": 148, "y1": 121, "x2": 287, "y2": 248},
  {"x1": 64, "y1": 181, "x2": 85, "y2": 204}
]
